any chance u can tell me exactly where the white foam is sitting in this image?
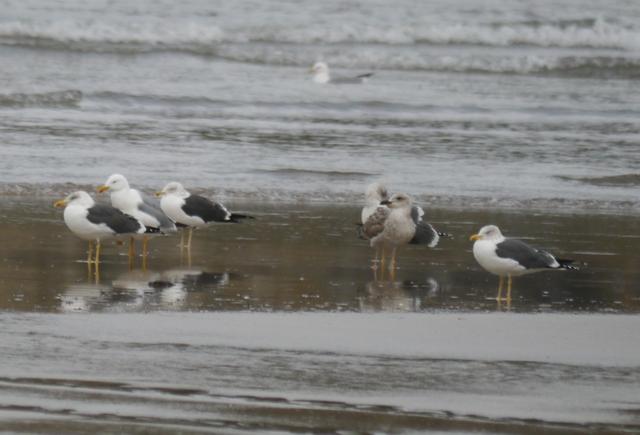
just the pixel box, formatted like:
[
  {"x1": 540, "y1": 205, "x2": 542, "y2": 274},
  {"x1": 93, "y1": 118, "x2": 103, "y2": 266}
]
[{"x1": 0, "y1": 17, "x2": 638, "y2": 50}]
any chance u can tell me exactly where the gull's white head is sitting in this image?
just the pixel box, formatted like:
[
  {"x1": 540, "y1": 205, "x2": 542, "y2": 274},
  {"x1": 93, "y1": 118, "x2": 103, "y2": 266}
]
[
  {"x1": 381, "y1": 192, "x2": 412, "y2": 209},
  {"x1": 365, "y1": 182, "x2": 389, "y2": 203},
  {"x1": 98, "y1": 173, "x2": 130, "y2": 193},
  {"x1": 54, "y1": 190, "x2": 95, "y2": 208},
  {"x1": 470, "y1": 225, "x2": 504, "y2": 242},
  {"x1": 311, "y1": 62, "x2": 330, "y2": 84},
  {"x1": 157, "y1": 181, "x2": 189, "y2": 198}
]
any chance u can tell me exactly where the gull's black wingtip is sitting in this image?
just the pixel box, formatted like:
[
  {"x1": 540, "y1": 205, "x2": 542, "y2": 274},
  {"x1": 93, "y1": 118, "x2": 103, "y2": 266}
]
[
  {"x1": 558, "y1": 258, "x2": 580, "y2": 271},
  {"x1": 229, "y1": 213, "x2": 255, "y2": 223}
]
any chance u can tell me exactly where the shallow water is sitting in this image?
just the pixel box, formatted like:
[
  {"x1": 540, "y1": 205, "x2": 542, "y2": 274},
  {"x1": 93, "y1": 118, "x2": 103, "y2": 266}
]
[{"x1": 2, "y1": 200, "x2": 639, "y2": 314}]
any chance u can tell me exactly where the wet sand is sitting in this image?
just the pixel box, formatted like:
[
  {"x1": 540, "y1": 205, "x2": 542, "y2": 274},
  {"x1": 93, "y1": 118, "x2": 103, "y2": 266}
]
[
  {"x1": 1, "y1": 312, "x2": 639, "y2": 434},
  {"x1": 1, "y1": 199, "x2": 640, "y2": 433}
]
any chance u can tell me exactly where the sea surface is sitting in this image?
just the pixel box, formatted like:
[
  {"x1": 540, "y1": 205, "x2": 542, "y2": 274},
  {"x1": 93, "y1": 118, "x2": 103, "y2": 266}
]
[
  {"x1": 1, "y1": 1, "x2": 640, "y2": 433},
  {"x1": 1, "y1": 0, "x2": 640, "y2": 211}
]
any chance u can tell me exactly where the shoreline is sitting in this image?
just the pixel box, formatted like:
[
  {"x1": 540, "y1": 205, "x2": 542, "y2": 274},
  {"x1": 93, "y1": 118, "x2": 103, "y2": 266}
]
[{"x1": 1, "y1": 183, "x2": 640, "y2": 217}]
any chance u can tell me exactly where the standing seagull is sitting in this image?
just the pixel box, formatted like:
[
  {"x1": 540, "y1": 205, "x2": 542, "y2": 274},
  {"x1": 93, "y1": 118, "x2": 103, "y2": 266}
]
[
  {"x1": 310, "y1": 62, "x2": 373, "y2": 84},
  {"x1": 360, "y1": 183, "x2": 442, "y2": 263},
  {"x1": 97, "y1": 174, "x2": 176, "y2": 266},
  {"x1": 361, "y1": 182, "x2": 390, "y2": 224},
  {"x1": 470, "y1": 225, "x2": 577, "y2": 301},
  {"x1": 361, "y1": 183, "x2": 435, "y2": 242},
  {"x1": 156, "y1": 181, "x2": 253, "y2": 249},
  {"x1": 54, "y1": 191, "x2": 145, "y2": 273},
  {"x1": 362, "y1": 193, "x2": 441, "y2": 278}
]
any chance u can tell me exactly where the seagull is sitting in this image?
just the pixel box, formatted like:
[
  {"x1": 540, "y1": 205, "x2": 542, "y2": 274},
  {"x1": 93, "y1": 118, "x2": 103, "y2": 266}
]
[
  {"x1": 361, "y1": 182, "x2": 390, "y2": 224},
  {"x1": 156, "y1": 181, "x2": 253, "y2": 249},
  {"x1": 54, "y1": 191, "x2": 145, "y2": 272},
  {"x1": 470, "y1": 225, "x2": 578, "y2": 301},
  {"x1": 97, "y1": 174, "x2": 176, "y2": 265},
  {"x1": 361, "y1": 192, "x2": 441, "y2": 278},
  {"x1": 360, "y1": 183, "x2": 443, "y2": 259},
  {"x1": 361, "y1": 182, "x2": 431, "y2": 234},
  {"x1": 310, "y1": 62, "x2": 373, "y2": 84}
]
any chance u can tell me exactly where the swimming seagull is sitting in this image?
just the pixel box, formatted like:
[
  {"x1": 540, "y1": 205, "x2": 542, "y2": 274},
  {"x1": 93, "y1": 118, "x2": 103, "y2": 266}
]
[
  {"x1": 54, "y1": 191, "x2": 145, "y2": 271},
  {"x1": 97, "y1": 174, "x2": 176, "y2": 265},
  {"x1": 361, "y1": 193, "x2": 441, "y2": 277},
  {"x1": 156, "y1": 181, "x2": 253, "y2": 249},
  {"x1": 310, "y1": 62, "x2": 373, "y2": 84},
  {"x1": 470, "y1": 225, "x2": 578, "y2": 301}
]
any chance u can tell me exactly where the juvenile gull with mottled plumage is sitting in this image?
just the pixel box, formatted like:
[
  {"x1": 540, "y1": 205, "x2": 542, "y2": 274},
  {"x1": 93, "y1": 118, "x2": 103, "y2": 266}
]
[
  {"x1": 361, "y1": 192, "x2": 442, "y2": 276},
  {"x1": 361, "y1": 182, "x2": 442, "y2": 249},
  {"x1": 470, "y1": 225, "x2": 577, "y2": 301}
]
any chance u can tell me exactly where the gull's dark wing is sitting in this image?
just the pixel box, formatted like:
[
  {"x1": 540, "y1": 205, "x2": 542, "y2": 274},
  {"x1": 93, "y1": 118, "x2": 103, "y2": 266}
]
[
  {"x1": 495, "y1": 238, "x2": 559, "y2": 269},
  {"x1": 86, "y1": 204, "x2": 143, "y2": 234}
]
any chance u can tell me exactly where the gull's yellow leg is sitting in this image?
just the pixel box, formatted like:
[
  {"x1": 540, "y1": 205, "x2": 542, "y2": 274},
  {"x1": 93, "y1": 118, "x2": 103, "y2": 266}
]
[
  {"x1": 87, "y1": 240, "x2": 94, "y2": 266},
  {"x1": 128, "y1": 237, "x2": 135, "y2": 257},
  {"x1": 142, "y1": 236, "x2": 149, "y2": 271},
  {"x1": 95, "y1": 240, "x2": 101, "y2": 265},
  {"x1": 94, "y1": 240, "x2": 102, "y2": 282},
  {"x1": 496, "y1": 276, "x2": 504, "y2": 301},
  {"x1": 186, "y1": 227, "x2": 193, "y2": 250},
  {"x1": 506, "y1": 275, "x2": 513, "y2": 302},
  {"x1": 86, "y1": 240, "x2": 94, "y2": 280},
  {"x1": 128, "y1": 237, "x2": 135, "y2": 269},
  {"x1": 389, "y1": 247, "x2": 397, "y2": 281},
  {"x1": 379, "y1": 247, "x2": 386, "y2": 281},
  {"x1": 389, "y1": 247, "x2": 397, "y2": 270}
]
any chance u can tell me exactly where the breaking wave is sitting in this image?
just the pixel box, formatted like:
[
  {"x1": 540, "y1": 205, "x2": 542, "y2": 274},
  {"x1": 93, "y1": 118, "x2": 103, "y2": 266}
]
[
  {"x1": 2, "y1": 19, "x2": 640, "y2": 79},
  {"x1": 0, "y1": 17, "x2": 638, "y2": 52}
]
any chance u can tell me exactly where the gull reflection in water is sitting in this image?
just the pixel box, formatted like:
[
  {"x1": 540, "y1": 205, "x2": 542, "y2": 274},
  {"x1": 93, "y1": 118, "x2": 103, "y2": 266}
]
[
  {"x1": 357, "y1": 277, "x2": 439, "y2": 312},
  {"x1": 59, "y1": 268, "x2": 231, "y2": 312},
  {"x1": 157, "y1": 269, "x2": 230, "y2": 308},
  {"x1": 59, "y1": 283, "x2": 110, "y2": 312},
  {"x1": 58, "y1": 280, "x2": 147, "y2": 312}
]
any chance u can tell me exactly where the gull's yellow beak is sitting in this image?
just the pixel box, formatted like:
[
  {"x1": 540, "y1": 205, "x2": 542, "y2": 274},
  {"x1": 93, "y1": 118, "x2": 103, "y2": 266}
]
[
  {"x1": 53, "y1": 199, "x2": 67, "y2": 208},
  {"x1": 469, "y1": 234, "x2": 482, "y2": 241},
  {"x1": 97, "y1": 185, "x2": 109, "y2": 193},
  {"x1": 155, "y1": 191, "x2": 164, "y2": 197}
]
